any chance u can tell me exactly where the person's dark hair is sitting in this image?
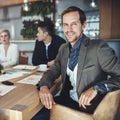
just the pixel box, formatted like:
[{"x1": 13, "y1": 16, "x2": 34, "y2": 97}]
[
  {"x1": 61, "y1": 6, "x2": 86, "y2": 25},
  {"x1": 37, "y1": 18, "x2": 54, "y2": 36}
]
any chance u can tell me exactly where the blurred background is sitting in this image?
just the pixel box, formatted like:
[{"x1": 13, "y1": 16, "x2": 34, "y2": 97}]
[{"x1": 0, "y1": 0, "x2": 120, "y2": 64}]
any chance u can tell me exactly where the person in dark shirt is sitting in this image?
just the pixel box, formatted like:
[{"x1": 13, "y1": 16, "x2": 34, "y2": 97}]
[{"x1": 32, "y1": 20, "x2": 66, "y2": 67}]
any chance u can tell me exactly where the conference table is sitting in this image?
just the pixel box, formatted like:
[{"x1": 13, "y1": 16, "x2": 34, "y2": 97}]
[{"x1": 0, "y1": 65, "x2": 61, "y2": 120}]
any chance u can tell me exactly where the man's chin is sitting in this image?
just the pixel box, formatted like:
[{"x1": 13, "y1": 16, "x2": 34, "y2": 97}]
[{"x1": 66, "y1": 37, "x2": 75, "y2": 42}]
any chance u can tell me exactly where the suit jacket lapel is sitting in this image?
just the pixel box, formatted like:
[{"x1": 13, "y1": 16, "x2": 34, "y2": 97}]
[
  {"x1": 62, "y1": 43, "x2": 69, "y2": 82},
  {"x1": 76, "y1": 39, "x2": 89, "y2": 90}
]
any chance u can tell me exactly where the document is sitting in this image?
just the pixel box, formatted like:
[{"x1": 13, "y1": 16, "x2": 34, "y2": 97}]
[
  {"x1": 5, "y1": 69, "x2": 20, "y2": 74},
  {"x1": 0, "y1": 85, "x2": 16, "y2": 96},
  {"x1": 18, "y1": 75, "x2": 42, "y2": 85},
  {"x1": 0, "y1": 70, "x2": 31, "y2": 82},
  {"x1": 13, "y1": 65, "x2": 37, "y2": 70}
]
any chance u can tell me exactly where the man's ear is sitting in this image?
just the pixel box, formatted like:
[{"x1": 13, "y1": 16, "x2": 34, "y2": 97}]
[
  {"x1": 82, "y1": 21, "x2": 87, "y2": 29},
  {"x1": 44, "y1": 32, "x2": 48, "y2": 37}
]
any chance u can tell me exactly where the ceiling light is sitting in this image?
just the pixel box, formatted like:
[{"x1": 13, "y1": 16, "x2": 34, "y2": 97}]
[
  {"x1": 90, "y1": 0, "x2": 97, "y2": 8},
  {"x1": 23, "y1": 3, "x2": 29, "y2": 11},
  {"x1": 23, "y1": 0, "x2": 29, "y2": 11}
]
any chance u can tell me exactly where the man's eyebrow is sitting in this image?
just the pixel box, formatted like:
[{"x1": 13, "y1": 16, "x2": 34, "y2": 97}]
[{"x1": 63, "y1": 20, "x2": 80, "y2": 24}]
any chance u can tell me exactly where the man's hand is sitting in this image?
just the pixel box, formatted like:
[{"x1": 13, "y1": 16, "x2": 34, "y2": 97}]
[
  {"x1": 39, "y1": 86, "x2": 56, "y2": 109},
  {"x1": 79, "y1": 87, "x2": 97, "y2": 109},
  {"x1": 47, "y1": 60, "x2": 55, "y2": 67}
]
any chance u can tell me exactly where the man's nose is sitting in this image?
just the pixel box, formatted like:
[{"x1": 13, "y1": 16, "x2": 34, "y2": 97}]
[{"x1": 66, "y1": 25, "x2": 73, "y2": 31}]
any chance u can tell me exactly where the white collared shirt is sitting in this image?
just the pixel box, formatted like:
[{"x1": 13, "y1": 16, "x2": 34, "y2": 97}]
[
  {"x1": 67, "y1": 63, "x2": 79, "y2": 102},
  {"x1": 45, "y1": 42, "x2": 51, "y2": 59},
  {"x1": 55, "y1": 62, "x2": 79, "y2": 102}
]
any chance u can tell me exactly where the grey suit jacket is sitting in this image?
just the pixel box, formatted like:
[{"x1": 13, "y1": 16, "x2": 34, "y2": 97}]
[{"x1": 40, "y1": 36, "x2": 120, "y2": 98}]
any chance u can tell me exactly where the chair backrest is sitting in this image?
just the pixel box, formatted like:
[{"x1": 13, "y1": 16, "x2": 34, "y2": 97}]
[
  {"x1": 19, "y1": 54, "x2": 28, "y2": 64},
  {"x1": 19, "y1": 50, "x2": 28, "y2": 64}
]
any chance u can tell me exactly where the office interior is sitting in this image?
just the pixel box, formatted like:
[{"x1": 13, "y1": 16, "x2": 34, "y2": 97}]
[
  {"x1": 0, "y1": 0, "x2": 120, "y2": 119},
  {"x1": 0, "y1": 0, "x2": 120, "y2": 64}
]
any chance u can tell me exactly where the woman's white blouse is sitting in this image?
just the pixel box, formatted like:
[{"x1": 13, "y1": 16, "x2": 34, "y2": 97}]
[{"x1": 0, "y1": 43, "x2": 19, "y2": 67}]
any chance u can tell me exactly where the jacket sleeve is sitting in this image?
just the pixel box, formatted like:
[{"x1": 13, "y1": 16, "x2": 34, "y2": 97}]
[
  {"x1": 97, "y1": 42, "x2": 120, "y2": 91},
  {"x1": 32, "y1": 40, "x2": 48, "y2": 65},
  {"x1": 37, "y1": 44, "x2": 65, "y2": 88},
  {"x1": 32, "y1": 40, "x2": 40, "y2": 65}
]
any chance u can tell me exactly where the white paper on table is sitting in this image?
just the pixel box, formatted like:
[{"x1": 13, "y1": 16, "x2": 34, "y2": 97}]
[
  {"x1": 18, "y1": 75, "x2": 42, "y2": 85},
  {"x1": 5, "y1": 69, "x2": 20, "y2": 74},
  {"x1": 0, "y1": 85, "x2": 16, "y2": 96},
  {"x1": 0, "y1": 71, "x2": 31, "y2": 82},
  {"x1": 13, "y1": 65, "x2": 37, "y2": 70}
]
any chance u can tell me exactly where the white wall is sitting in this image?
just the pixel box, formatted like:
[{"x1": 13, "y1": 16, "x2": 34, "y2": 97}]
[{"x1": 0, "y1": 5, "x2": 23, "y2": 40}]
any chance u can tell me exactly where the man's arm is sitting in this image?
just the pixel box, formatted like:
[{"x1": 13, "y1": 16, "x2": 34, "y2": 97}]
[
  {"x1": 97, "y1": 42, "x2": 120, "y2": 91},
  {"x1": 79, "y1": 41, "x2": 120, "y2": 109},
  {"x1": 47, "y1": 60, "x2": 55, "y2": 67},
  {"x1": 39, "y1": 86, "x2": 56, "y2": 109}
]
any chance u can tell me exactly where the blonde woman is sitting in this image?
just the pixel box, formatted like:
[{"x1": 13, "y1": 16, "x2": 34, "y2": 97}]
[{"x1": 0, "y1": 29, "x2": 19, "y2": 68}]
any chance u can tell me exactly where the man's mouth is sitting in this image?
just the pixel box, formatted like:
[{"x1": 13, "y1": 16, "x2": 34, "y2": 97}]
[{"x1": 66, "y1": 32, "x2": 74, "y2": 38}]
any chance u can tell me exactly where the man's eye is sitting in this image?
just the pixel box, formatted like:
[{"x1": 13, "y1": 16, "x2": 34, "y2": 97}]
[
  {"x1": 63, "y1": 24, "x2": 67, "y2": 27},
  {"x1": 72, "y1": 23, "x2": 77, "y2": 26}
]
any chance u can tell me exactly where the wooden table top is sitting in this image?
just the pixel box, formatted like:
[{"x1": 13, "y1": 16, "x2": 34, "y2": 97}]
[{"x1": 0, "y1": 66, "x2": 61, "y2": 120}]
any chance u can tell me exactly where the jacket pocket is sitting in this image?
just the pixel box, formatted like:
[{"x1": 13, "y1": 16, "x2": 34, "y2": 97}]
[{"x1": 83, "y1": 65, "x2": 96, "y2": 72}]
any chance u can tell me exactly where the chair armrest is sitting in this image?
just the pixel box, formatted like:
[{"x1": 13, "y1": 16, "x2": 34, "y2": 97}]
[
  {"x1": 50, "y1": 90, "x2": 120, "y2": 120},
  {"x1": 93, "y1": 90, "x2": 120, "y2": 120},
  {"x1": 50, "y1": 104, "x2": 93, "y2": 120}
]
